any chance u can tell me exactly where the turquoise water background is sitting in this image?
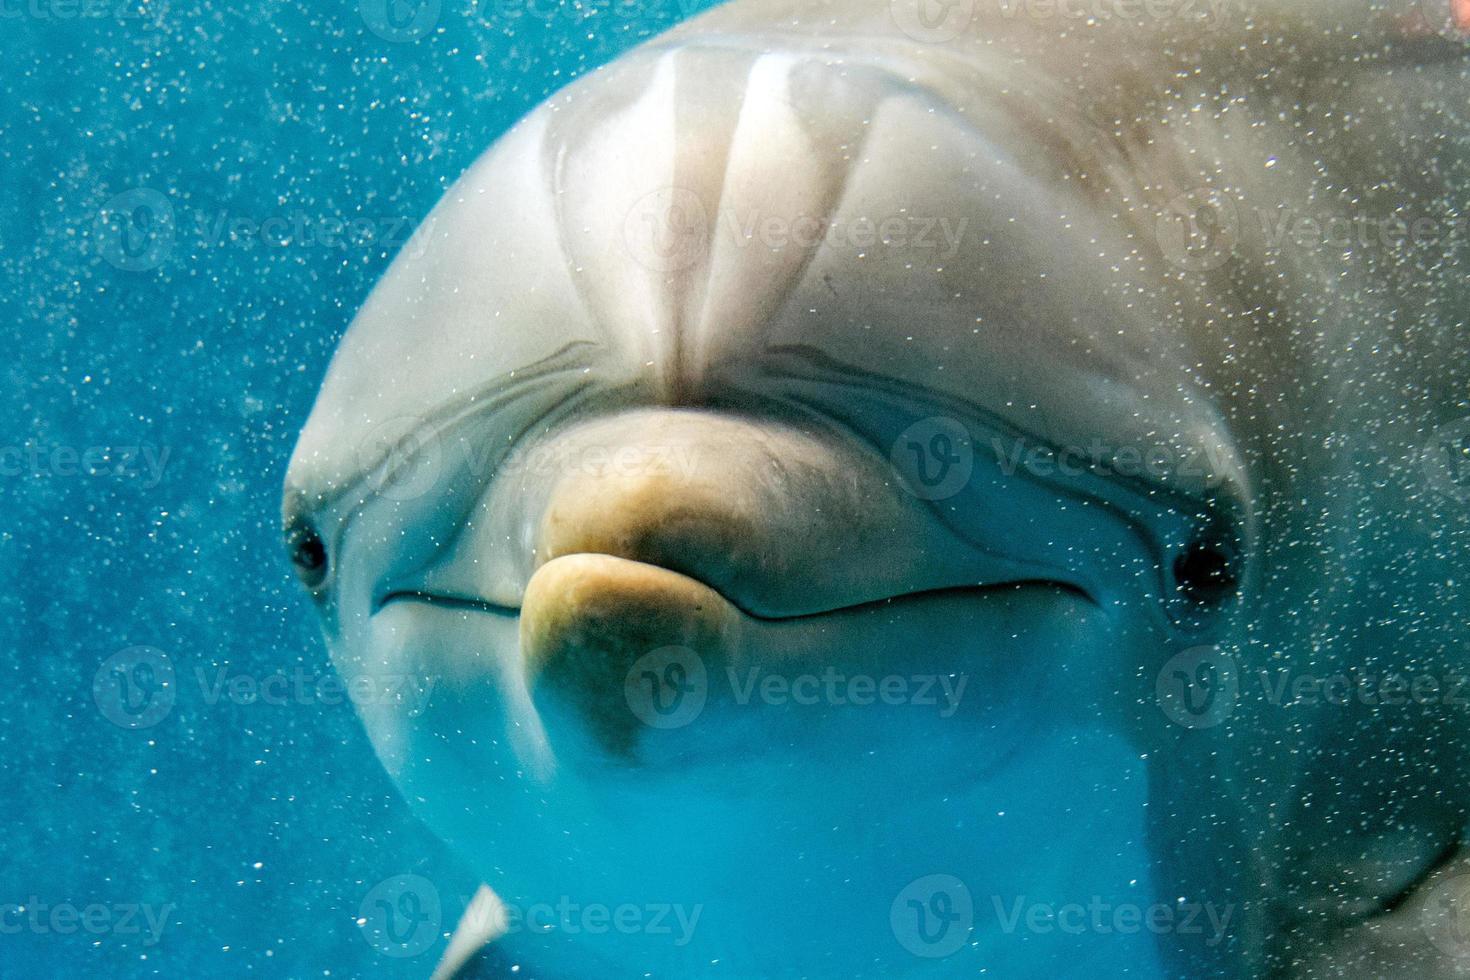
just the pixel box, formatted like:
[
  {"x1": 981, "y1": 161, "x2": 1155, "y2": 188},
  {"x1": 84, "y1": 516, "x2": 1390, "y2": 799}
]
[{"x1": 1, "y1": 1, "x2": 715, "y2": 974}]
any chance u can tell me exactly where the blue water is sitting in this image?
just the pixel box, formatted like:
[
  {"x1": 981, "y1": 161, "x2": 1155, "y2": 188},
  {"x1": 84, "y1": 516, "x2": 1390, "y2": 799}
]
[{"x1": 0, "y1": 2, "x2": 715, "y2": 974}]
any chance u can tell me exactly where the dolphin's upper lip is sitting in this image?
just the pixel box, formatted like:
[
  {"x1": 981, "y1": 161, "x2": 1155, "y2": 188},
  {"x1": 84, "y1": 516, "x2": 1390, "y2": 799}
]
[
  {"x1": 374, "y1": 570, "x2": 1095, "y2": 620},
  {"x1": 375, "y1": 590, "x2": 519, "y2": 617}
]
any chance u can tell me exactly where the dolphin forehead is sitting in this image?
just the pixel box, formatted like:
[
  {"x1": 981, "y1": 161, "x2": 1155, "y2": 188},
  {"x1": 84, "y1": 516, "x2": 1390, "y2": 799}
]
[{"x1": 286, "y1": 30, "x2": 1246, "y2": 514}]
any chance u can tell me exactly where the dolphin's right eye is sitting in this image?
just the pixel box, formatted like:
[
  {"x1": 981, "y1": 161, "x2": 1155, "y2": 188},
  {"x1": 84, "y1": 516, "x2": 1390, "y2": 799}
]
[
  {"x1": 286, "y1": 523, "x2": 329, "y2": 590},
  {"x1": 1172, "y1": 538, "x2": 1238, "y2": 607}
]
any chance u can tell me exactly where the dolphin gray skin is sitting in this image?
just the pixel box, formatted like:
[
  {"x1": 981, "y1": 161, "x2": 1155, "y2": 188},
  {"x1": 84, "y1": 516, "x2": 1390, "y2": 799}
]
[{"x1": 284, "y1": 0, "x2": 1470, "y2": 975}]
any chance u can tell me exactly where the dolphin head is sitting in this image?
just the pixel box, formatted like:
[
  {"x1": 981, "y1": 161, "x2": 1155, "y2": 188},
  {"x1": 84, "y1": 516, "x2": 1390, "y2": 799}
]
[{"x1": 284, "y1": 26, "x2": 1261, "y2": 976}]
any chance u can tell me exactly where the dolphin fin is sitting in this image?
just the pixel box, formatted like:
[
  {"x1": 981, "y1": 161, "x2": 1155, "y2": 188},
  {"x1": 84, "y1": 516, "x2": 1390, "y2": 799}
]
[{"x1": 430, "y1": 885, "x2": 507, "y2": 980}]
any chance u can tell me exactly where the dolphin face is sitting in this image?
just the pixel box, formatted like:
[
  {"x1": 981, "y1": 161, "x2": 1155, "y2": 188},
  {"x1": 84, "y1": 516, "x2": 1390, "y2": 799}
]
[
  {"x1": 283, "y1": 28, "x2": 1251, "y2": 980},
  {"x1": 279, "y1": 3, "x2": 1470, "y2": 974}
]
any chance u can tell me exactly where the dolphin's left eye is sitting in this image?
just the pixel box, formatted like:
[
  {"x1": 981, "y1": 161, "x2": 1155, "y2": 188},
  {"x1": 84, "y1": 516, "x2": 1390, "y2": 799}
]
[
  {"x1": 1172, "y1": 538, "x2": 1238, "y2": 607},
  {"x1": 286, "y1": 523, "x2": 329, "y2": 590}
]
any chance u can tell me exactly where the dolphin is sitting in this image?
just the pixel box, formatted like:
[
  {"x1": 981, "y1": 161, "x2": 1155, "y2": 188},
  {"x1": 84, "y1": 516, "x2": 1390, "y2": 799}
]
[{"x1": 284, "y1": 0, "x2": 1470, "y2": 975}]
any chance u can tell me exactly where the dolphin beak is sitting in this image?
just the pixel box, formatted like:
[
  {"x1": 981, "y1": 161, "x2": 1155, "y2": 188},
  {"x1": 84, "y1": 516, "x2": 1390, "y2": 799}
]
[
  {"x1": 520, "y1": 553, "x2": 742, "y2": 756},
  {"x1": 518, "y1": 548, "x2": 1100, "y2": 767},
  {"x1": 513, "y1": 407, "x2": 916, "y2": 757},
  {"x1": 520, "y1": 408, "x2": 938, "y2": 619},
  {"x1": 496, "y1": 407, "x2": 1098, "y2": 763}
]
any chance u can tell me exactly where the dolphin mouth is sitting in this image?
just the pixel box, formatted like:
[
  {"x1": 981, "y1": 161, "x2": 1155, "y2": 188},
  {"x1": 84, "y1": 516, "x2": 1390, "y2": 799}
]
[
  {"x1": 376, "y1": 553, "x2": 1099, "y2": 762},
  {"x1": 375, "y1": 590, "x2": 518, "y2": 616},
  {"x1": 374, "y1": 567, "x2": 1095, "y2": 622}
]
